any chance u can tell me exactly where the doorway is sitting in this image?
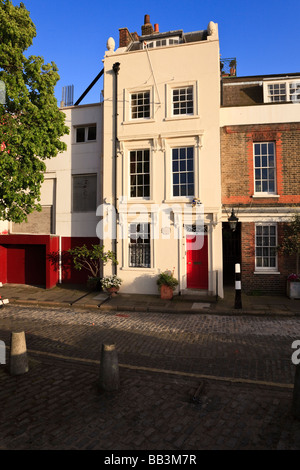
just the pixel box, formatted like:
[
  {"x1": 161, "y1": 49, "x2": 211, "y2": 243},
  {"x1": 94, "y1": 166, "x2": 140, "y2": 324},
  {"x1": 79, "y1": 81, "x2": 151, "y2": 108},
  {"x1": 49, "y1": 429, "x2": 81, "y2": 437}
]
[
  {"x1": 186, "y1": 233, "x2": 208, "y2": 289},
  {"x1": 222, "y1": 222, "x2": 241, "y2": 285}
]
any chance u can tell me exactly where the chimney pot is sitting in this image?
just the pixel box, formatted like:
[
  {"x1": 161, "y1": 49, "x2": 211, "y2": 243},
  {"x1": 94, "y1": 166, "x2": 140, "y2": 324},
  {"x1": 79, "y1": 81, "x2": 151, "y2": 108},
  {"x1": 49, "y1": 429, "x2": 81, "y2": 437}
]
[
  {"x1": 144, "y1": 14, "x2": 150, "y2": 24},
  {"x1": 154, "y1": 23, "x2": 159, "y2": 32}
]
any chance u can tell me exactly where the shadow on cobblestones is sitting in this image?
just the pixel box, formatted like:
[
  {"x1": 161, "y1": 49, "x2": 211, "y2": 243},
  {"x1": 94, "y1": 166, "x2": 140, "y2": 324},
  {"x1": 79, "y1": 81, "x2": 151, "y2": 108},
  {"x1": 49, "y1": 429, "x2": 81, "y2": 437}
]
[
  {"x1": 1, "y1": 305, "x2": 300, "y2": 450},
  {"x1": 1, "y1": 354, "x2": 300, "y2": 450}
]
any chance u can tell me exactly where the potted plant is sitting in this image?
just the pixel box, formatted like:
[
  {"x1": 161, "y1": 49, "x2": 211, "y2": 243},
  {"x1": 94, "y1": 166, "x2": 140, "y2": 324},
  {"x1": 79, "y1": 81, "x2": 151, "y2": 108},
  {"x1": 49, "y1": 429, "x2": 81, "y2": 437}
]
[
  {"x1": 229, "y1": 59, "x2": 236, "y2": 76},
  {"x1": 68, "y1": 244, "x2": 118, "y2": 290},
  {"x1": 156, "y1": 269, "x2": 178, "y2": 300},
  {"x1": 277, "y1": 214, "x2": 300, "y2": 299},
  {"x1": 287, "y1": 274, "x2": 300, "y2": 299},
  {"x1": 101, "y1": 275, "x2": 122, "y2": 296}
]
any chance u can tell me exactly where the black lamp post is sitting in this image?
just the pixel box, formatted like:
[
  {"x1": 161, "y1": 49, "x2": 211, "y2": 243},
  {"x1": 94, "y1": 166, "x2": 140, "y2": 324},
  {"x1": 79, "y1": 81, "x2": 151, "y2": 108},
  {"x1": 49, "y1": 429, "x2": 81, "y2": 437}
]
[{"x1": 227, "y1": 207, "x2": 242, "y2": 308}]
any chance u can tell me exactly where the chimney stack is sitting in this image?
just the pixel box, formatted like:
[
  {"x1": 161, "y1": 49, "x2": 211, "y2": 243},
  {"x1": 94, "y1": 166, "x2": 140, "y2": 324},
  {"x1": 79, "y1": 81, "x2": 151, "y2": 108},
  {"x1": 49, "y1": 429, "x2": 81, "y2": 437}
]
[
  {"x1": 119, "y1": 27, "x2": 132, "y2": 47},
  {"x1": 142, "y1": 14, "x2": 154, "y2": 36}
]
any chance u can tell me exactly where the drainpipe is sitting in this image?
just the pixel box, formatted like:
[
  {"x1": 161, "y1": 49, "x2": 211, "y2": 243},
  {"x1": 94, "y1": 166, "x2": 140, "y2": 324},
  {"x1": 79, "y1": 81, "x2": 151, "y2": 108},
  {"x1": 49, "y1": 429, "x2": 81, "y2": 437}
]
[
  {"x1": 112, "y1": 62, "x2": 120, "y2": 276},
  {"x1": 58, "y1": 235, "x2": 62, "y2": 284}
]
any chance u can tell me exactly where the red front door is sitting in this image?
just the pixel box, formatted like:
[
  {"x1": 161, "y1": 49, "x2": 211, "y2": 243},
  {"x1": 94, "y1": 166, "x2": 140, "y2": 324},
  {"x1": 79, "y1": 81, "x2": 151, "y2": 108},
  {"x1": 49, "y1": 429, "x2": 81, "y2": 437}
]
[{"x1": 186, "y1": 234, "x2": 208, "y2": 289}]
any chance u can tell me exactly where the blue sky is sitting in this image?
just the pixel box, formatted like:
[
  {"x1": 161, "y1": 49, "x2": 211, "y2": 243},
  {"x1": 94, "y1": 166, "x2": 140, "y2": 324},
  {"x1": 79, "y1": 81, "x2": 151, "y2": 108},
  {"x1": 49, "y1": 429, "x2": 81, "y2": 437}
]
[{"x1": 15, "y1": 0, "x2": 300, "y2": 105}]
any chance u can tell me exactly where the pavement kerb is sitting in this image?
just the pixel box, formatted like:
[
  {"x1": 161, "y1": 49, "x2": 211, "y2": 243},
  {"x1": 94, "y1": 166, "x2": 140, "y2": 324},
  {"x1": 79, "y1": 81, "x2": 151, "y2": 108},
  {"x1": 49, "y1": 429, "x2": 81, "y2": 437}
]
[{"x1": 4, "y1": 297, "x2": 299, "y2": 316}]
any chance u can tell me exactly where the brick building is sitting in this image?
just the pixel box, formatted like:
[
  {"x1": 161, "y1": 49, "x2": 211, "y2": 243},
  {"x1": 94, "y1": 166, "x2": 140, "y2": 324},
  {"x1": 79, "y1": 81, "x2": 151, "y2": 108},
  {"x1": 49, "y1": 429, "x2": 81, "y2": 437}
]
[{"x1": 220, "y1": 74, "x2": 300, "y2": 294}]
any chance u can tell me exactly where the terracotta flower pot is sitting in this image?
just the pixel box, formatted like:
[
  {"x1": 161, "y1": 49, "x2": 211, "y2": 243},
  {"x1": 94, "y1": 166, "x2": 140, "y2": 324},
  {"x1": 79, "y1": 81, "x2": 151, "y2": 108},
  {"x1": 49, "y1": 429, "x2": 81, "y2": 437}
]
[
  {"x1": 160, "y1": 284, "x2": 173, "y2": 300},
  {"x1": 107, "y1": 286, "x2": 119, "y2": 297}
]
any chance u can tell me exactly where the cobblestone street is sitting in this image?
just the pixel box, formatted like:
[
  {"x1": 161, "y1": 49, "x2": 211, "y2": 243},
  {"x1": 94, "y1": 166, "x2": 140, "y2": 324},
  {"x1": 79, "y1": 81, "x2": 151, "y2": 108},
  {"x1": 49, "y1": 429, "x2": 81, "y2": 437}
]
[{"x1": 1, "y1": 304, "x2": 300, "y2": 451}]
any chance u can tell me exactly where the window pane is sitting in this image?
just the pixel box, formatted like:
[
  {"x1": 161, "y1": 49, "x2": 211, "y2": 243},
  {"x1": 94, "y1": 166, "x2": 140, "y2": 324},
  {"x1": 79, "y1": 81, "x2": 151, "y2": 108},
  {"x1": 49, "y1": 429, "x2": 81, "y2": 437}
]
[
  {"x1": 172, "y1": 86, "x2": 194, "y2": 115},
  {"x1": 129, "y1": 223, "x2": 151, "y2": 268},
  {"x1": 87, "y1": 126, "x2": 96, "y2": 141},
  {"x1": 256, "y1": 225, "x2": 277, "y2": 270},
  {"x1": 172, "y1": 147, "x2": 194, "y2": 197},
  {"x1": 76, "y1": 127, "x2": 85, "y2": 143},
  {"x1": 131, "y1": 91, "x2": 150, "y2": 119},
  {"x1": 130, "y1": 149, "x2": 150, "y2": 198},
  {"x1": 73, "y1": 175, "x2": 97, "y2": 212},
  {"x1": 254, "y1": 141, "x2": 276, "y2": 193}
]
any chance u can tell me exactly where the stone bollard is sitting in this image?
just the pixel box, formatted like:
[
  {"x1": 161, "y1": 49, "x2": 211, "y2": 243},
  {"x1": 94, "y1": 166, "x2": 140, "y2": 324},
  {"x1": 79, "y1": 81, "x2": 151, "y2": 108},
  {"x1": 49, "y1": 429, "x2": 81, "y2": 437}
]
[
  {"x1": 10, "y1": 331, "x2": 29, "y2": 375},
  {"x1": 98, "y1": 343, "x2": 119, "y2": 392}
]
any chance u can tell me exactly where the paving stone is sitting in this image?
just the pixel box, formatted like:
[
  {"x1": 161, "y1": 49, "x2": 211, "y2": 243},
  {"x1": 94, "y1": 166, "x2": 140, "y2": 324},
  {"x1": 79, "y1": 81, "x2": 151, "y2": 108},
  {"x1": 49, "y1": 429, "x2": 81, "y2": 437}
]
[{"x1": 1, "y1": 304, "x2": 300, "y2": 449}]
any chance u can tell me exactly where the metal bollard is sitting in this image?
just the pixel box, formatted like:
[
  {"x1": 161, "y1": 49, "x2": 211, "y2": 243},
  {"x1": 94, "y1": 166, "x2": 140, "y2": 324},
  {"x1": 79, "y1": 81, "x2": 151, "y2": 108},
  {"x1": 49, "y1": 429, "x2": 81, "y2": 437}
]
[
  {"x1": 10, "y1": 331, "x2": 28, "y2": 375},
  {"x1": 234, "y1": 263, "x2": 242, "y2": 309},
  {"x1": 98, "y1": 343, "x2": 119, "y2": 392}
]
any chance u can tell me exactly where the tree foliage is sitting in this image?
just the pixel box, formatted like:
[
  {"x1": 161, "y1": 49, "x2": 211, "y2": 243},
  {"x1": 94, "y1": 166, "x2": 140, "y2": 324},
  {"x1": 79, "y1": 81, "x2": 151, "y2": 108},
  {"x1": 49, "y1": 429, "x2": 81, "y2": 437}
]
[
  {"x1": 68, "y1": 244, "x2": 118, "y2": 279},
  {"x1": 0, "y1": 0, "x2": 69, "y2": 222}
]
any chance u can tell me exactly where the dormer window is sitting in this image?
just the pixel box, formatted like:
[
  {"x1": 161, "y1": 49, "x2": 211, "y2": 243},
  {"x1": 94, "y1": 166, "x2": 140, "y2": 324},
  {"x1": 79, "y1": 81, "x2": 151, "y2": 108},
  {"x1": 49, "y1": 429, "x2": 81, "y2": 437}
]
[
  {"x1": 264, "y1": 79, "x2": 300, "y2": 103},
  {"x1": 143, "y1": 37, "x2": 180, "y2": 49}
]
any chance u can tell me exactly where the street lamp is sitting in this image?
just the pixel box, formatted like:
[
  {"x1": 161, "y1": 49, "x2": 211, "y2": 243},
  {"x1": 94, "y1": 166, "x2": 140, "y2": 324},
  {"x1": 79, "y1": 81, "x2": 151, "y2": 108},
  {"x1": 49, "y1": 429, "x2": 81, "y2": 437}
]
[
  {"x1": 228, "y1": 208, "x2": 239, "y2": 232},
  {"x1": 224, "y1": 205, "x2": 242, "y2": 308}
]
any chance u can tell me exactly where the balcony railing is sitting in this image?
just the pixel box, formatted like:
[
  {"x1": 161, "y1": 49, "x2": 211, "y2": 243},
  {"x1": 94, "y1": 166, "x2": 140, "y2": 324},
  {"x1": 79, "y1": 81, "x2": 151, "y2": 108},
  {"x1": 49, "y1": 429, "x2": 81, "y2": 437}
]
[{"x1": 220, "y1": 58, "x2": 237, "y2": 77}]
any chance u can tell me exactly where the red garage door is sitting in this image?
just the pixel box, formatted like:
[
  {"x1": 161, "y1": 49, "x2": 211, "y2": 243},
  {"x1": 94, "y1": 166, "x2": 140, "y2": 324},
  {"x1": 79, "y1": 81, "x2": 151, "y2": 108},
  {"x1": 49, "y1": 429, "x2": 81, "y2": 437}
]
[{"x1": 6, "y1": 244, "x2": 46, "y2": 287}]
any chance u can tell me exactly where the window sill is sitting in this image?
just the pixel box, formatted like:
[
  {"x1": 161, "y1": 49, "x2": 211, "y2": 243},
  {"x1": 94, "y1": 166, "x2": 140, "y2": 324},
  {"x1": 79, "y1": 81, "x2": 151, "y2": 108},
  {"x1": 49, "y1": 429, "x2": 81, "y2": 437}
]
[
  {"x1": 164, "y1": 115, "x2": 200, "y2": 122},
  {"x1": 121, "y1": 119, "x2": 155, "y2": 125},
  {"x1": 120, "y1": 267, "x2": 155, "y2": 272},
  {"x1": 73, "y1": 140, "x2": 97, "y2": 145},
  {"x1": 254, "y1": 271, "x2": 280, "y2": 275},
  {"x1": 126, "y1": 198, "x2": 154, "y2": 204},
  {"x1": 163, "y1": 198, "x2": 194, "y2": 204},
  {"x1": 252, "y1": 194, "x2": 280, "y2": 198}
]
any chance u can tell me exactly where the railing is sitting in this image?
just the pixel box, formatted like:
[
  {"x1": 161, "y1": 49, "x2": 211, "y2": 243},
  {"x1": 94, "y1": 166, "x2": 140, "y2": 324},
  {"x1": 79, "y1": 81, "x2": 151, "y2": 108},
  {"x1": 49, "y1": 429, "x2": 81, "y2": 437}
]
[
  {"x1": 220, "y1": 57, "x2": 237, "y2": 77},
  {"x1": 129, "y1": 244, "x2": 151, "y2": 268}
]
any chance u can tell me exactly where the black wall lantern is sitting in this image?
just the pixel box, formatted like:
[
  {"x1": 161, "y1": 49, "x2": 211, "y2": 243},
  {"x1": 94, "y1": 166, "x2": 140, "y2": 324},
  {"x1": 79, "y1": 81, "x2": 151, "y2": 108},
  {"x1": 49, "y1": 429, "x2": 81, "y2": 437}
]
[{"x1": 228, "y1": 208, "x2": 239, "y2": 232}]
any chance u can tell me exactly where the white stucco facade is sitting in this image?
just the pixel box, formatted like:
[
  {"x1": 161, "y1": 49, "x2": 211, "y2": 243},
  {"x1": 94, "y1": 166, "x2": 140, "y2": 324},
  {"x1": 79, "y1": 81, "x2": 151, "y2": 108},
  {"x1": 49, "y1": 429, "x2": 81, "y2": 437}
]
[
  {"x1": 101, "y1": 22, "x2": 224, "y2": 297},
  {"x1": 8, "y1": 103, "x2": 103, "y2": 239}
]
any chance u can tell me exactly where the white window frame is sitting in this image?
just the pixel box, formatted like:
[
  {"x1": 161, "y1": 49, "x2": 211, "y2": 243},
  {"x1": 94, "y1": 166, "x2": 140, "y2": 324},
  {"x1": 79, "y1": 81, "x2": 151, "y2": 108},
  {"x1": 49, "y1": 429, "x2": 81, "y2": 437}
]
[
  {"x1": 130, "y1": 90, "x2": 151, "y2": 120},
  {"x1": 165, "y1": 81, "x2": 198, "y2": 120},
  {"x1": 255, "y1": 223, "x2": 278, "y2": 272},
  {"x1": 263, "y1": 79, "x2": 300, "y2": 103},
  {"x1": 128, "y1": 222, "x2": 151, "y2": 268},
  {"x1": 143, "y1": 37, "x2": 180, "y2": 49},
  {"x1": 74, "y1": 125, "x2": 97, "y2": 143},
  {"x1": 171, "y1": 146, "x2": 195, "y2": 198},
  {"x1": 172, "y1": 86, "x2": 194, "y2": 116},
  {"x1": 129, "y1": 149, "x2": 150, "y2": 199},
  {"x1": 253, "y1": 142, "x2": 276, "y2": 195},
  {"x1": 123, "y1": 86, "x2": 154, "y2": 123}
]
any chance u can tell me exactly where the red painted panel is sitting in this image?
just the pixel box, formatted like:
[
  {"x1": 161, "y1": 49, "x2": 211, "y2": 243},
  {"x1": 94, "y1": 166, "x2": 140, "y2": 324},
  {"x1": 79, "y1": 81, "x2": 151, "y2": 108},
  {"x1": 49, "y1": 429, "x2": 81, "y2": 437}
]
[
  {"x1": 61, "y1": 237, "x2": 99, "y2": 284},
  {"x1": 186, "y1": 235, "x2": 208, "y2": 289},
  {"x1": 7, "y1": 246, "x2": 26, "y2": 284},
  {"x1": 0, "y1": 235, "x2": 59, "y2": 289},
  {"x1": 47, "y1": 236, "x2": 59, "y2": 289},
  {"x1": 6, "y1": 244, "x2": 46, "y2": 286},
  {"x1": 0, "y1": 245, "x2": 7, "y2": 283}
]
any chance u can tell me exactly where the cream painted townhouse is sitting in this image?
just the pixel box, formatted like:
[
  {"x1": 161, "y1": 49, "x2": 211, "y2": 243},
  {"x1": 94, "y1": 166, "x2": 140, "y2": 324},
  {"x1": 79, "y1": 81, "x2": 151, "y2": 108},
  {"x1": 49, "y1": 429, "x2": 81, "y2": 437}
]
[{"x1": 101, "y1": 15, "x2": 223, "y2": 297}]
